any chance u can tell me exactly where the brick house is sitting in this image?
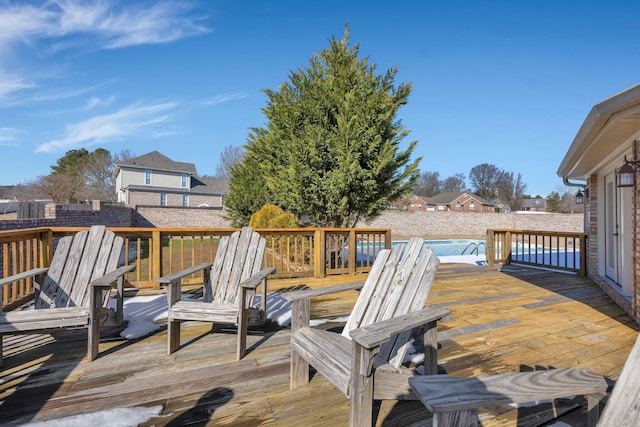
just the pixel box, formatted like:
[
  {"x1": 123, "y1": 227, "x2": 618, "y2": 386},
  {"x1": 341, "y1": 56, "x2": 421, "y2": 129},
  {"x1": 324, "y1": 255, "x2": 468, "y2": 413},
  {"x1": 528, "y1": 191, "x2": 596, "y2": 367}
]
[
  {"x1": 114, "y1": 151, "x2": 228, "y2": 208},
  {"x1": 557, "y1": 83, "x2": 640, "y2": 324},
  {"x1": 518, "y1": 198, "x2": 547, "y2": 212},
  {"x1": 407, "y1": 192, "x2": 494, "y2": 213}
]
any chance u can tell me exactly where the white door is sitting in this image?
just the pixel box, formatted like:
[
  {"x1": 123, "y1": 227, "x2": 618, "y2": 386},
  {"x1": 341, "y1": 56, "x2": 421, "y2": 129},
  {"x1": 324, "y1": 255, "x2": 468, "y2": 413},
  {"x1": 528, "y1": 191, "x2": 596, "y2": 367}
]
[{"x1": 604, "y1": 174, "x2": 619, "y2": 283}]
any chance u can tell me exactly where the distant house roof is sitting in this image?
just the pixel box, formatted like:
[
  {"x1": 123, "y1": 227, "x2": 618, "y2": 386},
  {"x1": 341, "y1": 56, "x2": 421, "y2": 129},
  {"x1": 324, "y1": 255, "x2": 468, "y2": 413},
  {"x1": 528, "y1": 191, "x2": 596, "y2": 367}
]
[
  {"x1": 519, "y1": 198, "x2": 546, "y2": 209},
  {"x1": 116, "y1": 151, "x2": 198, "y2": 175},
  {"x1": 190, "y1": 176, "x2": 229, "y2": 195},
  {"x1": 418, "y1": 192, "x2": 494, "y2": 206}
]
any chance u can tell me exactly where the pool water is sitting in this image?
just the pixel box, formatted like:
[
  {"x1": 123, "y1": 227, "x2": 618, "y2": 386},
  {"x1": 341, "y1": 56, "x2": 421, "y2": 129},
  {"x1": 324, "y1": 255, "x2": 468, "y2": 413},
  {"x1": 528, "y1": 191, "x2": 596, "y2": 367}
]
[
  {"x1": 352, "y1": 239, "x2": 486, "y2": 260},
  {"x1": 386, "y1": 239, "x2": 486, "y2": 256}
]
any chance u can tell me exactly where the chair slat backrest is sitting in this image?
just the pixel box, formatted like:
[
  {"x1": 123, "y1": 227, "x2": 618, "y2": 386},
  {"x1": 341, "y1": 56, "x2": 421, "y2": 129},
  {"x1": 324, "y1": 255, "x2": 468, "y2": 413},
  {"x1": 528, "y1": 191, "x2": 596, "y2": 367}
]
[
  {"x1": 34, "y1": 226, "x2": 124, "y2": 309},
  {"x1": 597, "y1": 332, "x2": 640, "y2": 426},
  {"x1": 341, "y1": 237, "x2": 439, "y2": 367},
  {"x1": 208, "y1": 227, "x2": 267, "y2": 306}
]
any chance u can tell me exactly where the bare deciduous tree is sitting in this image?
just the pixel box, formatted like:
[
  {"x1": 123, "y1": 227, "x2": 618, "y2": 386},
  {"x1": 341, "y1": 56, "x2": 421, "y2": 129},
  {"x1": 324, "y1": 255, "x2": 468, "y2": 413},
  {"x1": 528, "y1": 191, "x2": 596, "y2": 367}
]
[
  {"x1": 441, "y1": 173, "x2": 466, "y2": 193},
  {"x1": 498, "y1": 171, "x2": 527, "y2": 211},
  {"x1": 215, "y1": 145, "x2": 244, "y2": 180},
  {"x1": 414, "y1": 171, "x2": 440, "y2": 196}
]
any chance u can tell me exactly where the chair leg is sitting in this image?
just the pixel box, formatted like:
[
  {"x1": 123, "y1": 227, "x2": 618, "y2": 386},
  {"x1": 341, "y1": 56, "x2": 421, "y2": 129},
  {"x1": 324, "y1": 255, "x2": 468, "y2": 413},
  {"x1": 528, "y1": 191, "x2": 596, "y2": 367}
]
[
  {"x1": 88, "y1": 317, "x2": 100, "y2": 360},
  {"x1": 88, "y1": 286, "x2": 101, "y2": 361},
  {"x1": 290, "y1": 350, "x2": 310, "y2": 389},
  {"x1": 168, "y1": 318, "x2": 180, "y2": 354},
  {"x1": 237, "y1": 319, "x2": 247, "y2": 361},
  {"x1": 586, "y1": 394, "x2": 603, "y2": 427},
  {"x1": 349, "y1": 372, "x2": 374, "y2": 427}
]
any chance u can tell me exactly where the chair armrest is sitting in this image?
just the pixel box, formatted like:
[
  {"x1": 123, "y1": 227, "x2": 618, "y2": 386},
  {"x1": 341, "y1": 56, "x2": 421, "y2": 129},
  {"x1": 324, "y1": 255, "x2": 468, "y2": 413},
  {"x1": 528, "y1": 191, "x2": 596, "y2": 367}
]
[
  {"x1": 155, "y1": 262, "x2": 212, "y2": 285},
  {"x1": 90, "y1": 264, "x2": 136, "y2": 288},
  {"x1": 0, "y1": 268, "x2": 49, "y2": 288},
  {"x1": 282, "y1": 281, "x2": 364, "y2": 302},
  {"x1": 240, "y1": 267, "x2": 276, "y2": 289},
  {"x1": 349, "y1": 306, "x2": 451, "y2": 350}
]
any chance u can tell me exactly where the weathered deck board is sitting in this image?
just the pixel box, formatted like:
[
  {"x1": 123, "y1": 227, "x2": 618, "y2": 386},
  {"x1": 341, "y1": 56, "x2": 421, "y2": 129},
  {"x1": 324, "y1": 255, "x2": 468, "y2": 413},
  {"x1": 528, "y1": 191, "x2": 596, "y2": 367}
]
[{"x1": 0, "y1": 264, "x2": 638, "y2": 426}]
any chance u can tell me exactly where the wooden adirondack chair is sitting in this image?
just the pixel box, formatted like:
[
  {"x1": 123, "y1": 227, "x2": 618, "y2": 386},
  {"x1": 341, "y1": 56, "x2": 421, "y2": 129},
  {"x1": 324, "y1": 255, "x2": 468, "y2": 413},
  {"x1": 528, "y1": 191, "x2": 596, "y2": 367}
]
[
  {"x1": 408, "y1": 330, "x2": 640, "y2": 427},
  {"x1": 0, "y1": 225, "x2": 135, "y2": 366},
  {"x1": 156, "y1": 227, "x2": 275, "y2": 360},
  {"x1": 284, "y1": 237, "x2": 451, "y2": 427}
]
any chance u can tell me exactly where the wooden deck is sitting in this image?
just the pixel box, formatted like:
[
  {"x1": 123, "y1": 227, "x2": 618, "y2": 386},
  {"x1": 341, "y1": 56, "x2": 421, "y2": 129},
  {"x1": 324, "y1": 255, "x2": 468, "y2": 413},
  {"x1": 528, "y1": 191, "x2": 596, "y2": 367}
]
[{"x1": 1, "y1": 264, "x2": 637, "y2": 426}]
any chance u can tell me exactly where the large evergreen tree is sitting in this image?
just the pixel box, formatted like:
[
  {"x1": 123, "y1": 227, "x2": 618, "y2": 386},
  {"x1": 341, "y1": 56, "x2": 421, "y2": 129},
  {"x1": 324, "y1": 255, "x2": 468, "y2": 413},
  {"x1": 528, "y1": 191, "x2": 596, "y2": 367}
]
[{"x1": 228, "y1": 26, "x2": 420, "y2": 227}]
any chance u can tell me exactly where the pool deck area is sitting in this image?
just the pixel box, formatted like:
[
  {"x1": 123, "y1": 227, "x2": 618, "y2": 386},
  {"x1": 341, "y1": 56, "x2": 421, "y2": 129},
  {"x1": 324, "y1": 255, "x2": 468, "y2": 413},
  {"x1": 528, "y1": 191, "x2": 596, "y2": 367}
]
[{"x1": 1, "y1": 263, "x2": 637, "y2": 426}]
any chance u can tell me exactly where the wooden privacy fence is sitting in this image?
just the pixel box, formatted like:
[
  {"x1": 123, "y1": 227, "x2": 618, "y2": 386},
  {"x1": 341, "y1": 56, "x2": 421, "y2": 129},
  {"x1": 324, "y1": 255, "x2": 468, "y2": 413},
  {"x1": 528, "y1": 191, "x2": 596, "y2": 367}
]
[
  {"x1": 1, "y1": 227, "x2": 391, "y2": 310},
  {"x1": 486, "y1": 229, "x2": 587, "y2": 276}
]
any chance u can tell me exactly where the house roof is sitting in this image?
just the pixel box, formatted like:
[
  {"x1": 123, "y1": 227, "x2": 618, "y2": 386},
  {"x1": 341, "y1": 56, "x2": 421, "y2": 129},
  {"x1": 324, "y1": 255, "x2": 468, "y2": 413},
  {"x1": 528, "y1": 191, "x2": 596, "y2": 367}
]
[
  {"x1": 421, "y1": 191, "x2": 494, "y2": 206},
  {"x1": 519, "y1": 198, "x2": 546, "y2": 208},
  {"x1": 190, "y1": 177, "x2": 229, "y2": 194},
  {"x1": 116, "y1": 151, "x2": 198, "y2": 175},
  {"x1": 557, "y1": 84, "x2": 640, "y2": 181},
  {"x1": 125, "y1": 177, "x2": 229, "y2": 195}
]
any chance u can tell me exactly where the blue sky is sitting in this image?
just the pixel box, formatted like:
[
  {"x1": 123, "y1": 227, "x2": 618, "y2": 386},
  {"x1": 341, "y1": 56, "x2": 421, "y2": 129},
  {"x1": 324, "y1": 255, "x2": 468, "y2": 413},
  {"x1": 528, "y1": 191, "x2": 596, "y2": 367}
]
[{"x1": 1, "y1": 1, "x2": 640, "y2": 197}]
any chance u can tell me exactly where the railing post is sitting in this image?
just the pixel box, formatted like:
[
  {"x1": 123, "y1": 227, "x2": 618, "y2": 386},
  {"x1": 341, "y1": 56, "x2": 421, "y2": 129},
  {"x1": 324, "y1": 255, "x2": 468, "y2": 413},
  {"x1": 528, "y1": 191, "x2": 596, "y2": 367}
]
[
  {"x1": 43, "y1": 230, "x2": 54, "y2": 268},
  {"x1": 314, "y1": 229, "x2": 326, "y2": 278},
  {"x1": 486, "y1": 229, "x2": 495, "y2": 266},
  {"x1": 348, "y1": 229, "x2": 356, "y2": 276},
  {"x1": 152, "y1": 230, "x2": 162, "y2": 288},
  {"x1": 579, "y1": 234, "x2": 587, "y2": 277},
  {"x1": 504, "y1": 231, "x2": 512, "y2": 264}
]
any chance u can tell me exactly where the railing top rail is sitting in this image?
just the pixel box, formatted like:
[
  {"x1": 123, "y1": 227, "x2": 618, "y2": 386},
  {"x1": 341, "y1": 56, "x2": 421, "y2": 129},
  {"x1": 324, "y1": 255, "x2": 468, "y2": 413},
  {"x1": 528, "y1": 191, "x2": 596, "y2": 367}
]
[{"x1": 487, "y1": 229, "x2": 587, "y2": 238}]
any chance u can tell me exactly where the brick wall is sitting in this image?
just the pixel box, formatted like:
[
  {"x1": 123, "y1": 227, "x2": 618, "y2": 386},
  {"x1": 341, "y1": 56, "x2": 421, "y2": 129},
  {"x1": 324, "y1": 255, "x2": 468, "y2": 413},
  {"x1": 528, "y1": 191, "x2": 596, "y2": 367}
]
[
  {"x1": 1, "y1": 205, "x2": 583, "y2": 235},
  {"x1": 134, "y1": 206, "x2": 229, "y2": 228},
  {"x1": 363, "y1": 211, "x2": 584, "y2": 238},
  {"x1": 0, "y1": 201, "x2": 133, "y2": 231}
]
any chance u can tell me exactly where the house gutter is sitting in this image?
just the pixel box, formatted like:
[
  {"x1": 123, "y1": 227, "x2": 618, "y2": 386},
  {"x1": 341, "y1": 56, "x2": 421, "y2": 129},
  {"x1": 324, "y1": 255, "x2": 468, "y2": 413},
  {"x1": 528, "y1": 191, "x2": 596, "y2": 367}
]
[{"x1": 563, "y1": 177, "x2": 586, "y2": 190}]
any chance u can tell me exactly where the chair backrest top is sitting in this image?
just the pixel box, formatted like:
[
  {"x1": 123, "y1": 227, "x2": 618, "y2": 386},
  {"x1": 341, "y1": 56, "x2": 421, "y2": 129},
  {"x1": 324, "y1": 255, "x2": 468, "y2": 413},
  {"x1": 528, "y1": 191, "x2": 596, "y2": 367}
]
[
  {"x1": 207, "y1": 226, "x2": 267, "y2": 305},
  {"x1": 598, "y1": 332, "x2": 640, "y2": 426},
  {"x1": 35, "y1": 225, "x2": 124, "y2": 309},
  {"x1": 341, "y1": 237, "x2": 439, "y2": 366}
]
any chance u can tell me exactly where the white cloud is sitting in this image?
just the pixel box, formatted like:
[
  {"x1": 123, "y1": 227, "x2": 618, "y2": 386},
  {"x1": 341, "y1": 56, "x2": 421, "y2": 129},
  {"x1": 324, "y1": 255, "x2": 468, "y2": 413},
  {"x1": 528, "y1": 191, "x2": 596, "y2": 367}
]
[
  {"x1": 0, "y1": 127, "x2": 21, "y2": 146},
  {"x1": 0, "y1": 72, "x2": 35, "y2": 100},
  {"x1": 200, "y1": 92, "x2": 250, "y2": 106},
  {"x1": 35, "y1": 101, "x2": 178, "y2": 153},
  {"x1": 0, "y1": 0, "x2": 210, "y2": 51},
  {"x1": 85, "y1": 95, "x2": 116, "y2": 109}
]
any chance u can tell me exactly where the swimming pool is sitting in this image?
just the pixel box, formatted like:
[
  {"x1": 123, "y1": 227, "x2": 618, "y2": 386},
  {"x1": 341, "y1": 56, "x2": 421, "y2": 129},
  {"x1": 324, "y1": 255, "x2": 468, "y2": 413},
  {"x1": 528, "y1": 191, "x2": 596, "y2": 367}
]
[
  {"x1": 397, "y1": 239, "x2": 486, "y2": 256},
  {"x1": 347, "y1": 239, "x2": 486, "y2": 264}
]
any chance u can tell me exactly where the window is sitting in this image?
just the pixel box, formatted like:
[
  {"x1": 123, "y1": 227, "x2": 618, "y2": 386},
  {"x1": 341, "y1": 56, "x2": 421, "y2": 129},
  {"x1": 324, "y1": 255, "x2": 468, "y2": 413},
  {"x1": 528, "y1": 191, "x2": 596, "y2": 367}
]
[
  {"x1": 470, "y1": 202, "x2": 475, "y2": 210},
  {"x1": 437, "y1": 205, "x2": 445, "y2": 211},
  {"x1": 182, "y1": 194, "x2": 189, "y2": 207},
  {"x1": 455, "y1": 202, "x2": 461, "y2": 211},
  {"x1": 145, "y1": 169, "x2": 152, "y2": 185},
  {"x1": 160, "y1": 192, "x2": 167, "y2": 206},
  {"x1": 181, "y1": 173, "x2": 188, "y2": 188}
]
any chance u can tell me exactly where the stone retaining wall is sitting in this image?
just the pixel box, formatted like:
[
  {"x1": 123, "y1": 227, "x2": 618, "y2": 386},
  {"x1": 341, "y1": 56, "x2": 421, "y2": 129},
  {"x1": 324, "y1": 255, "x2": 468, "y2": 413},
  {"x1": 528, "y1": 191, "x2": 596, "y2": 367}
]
[
  {"x1": 361, "y1": 211, "x2": 584, "y2": 238},
  {"x1": 133, "y1": 206, "x2": 229, "y2": 228},
  {"x1": 0, "y1": 203, "x2": 584, "y2": 237}
]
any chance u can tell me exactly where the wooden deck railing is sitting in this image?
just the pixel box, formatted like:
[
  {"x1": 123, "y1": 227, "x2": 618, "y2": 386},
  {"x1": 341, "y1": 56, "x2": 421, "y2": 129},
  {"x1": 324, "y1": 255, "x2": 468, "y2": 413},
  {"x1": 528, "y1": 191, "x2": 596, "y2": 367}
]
[
  {"x1": 486, "y1": 229, "x2": 587, "y2": 276},
  {"x1": 0, "y1": 226, "x2": 391, "y2": 310}
]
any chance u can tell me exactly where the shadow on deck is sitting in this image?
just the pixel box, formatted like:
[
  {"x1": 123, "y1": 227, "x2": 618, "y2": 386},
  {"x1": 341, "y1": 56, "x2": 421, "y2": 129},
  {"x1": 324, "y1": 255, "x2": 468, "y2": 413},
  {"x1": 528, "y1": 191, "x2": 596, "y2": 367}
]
[{"x1": 0, "y1": 264, "x2": 637, "y2": 426}]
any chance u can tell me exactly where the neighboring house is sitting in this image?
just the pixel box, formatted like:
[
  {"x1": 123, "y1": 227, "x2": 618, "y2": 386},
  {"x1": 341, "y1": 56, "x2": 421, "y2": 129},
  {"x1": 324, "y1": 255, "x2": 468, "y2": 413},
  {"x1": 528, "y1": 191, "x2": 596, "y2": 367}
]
[
  {"x1": 406, "y1": 195, "x2": 428, "y2": 212},
  {"x1": 518, "y1": 198, "x2": 547, "y2": 212},
  {"x1": 114, "y1": 151, "x2": 228, "y2": 208},
  {"x1": 557, "y1": 83, "x2": 640, "y2": 324},
  {"x1": 407, "y1": 192, "x2": 494, "y2": 213}
]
